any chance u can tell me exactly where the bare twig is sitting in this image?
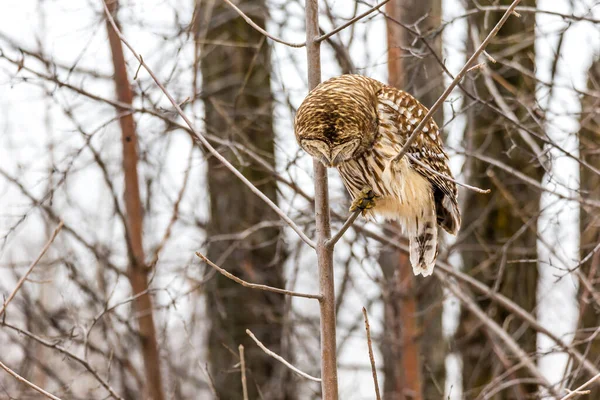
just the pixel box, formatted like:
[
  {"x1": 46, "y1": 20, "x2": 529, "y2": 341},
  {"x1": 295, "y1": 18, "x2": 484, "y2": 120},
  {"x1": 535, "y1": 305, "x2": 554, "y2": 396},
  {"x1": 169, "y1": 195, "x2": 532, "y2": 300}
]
[
  {"x1": 406, "y1": 154, "x2": 491, "y2": 194},
  {"x1": 222, "y1": 0, "x2": 305, "y2": 47},
  {"x1": 326, "y1": 210, "x2": 360, "y2": 248},
  {"x1": 246, "y1": 329, "x2": 321, "y2": 382},
  {"x1": 560, "y1": 372, "x2": 600, "y2": 400},
  {"x1": 195, "y1": 252, "x2": 321, "y2": 299},
  {"x1": 391, "y1": 0, "x2": 522, "y2": 164},
  {"x1": 0, "y1": 221, "x2": 63, "y2": 318},
  {"x1": 316, "y1": 0, "x2": 391, "y2": 43},
  {"x1": 239, "y1": 345, "x2": 249, "y2": 400},
  {"x1": 0, "y1": 359, "x2": 63, "y2": 400},
  {"x1": 442, "y1": 274, "x2": 560, "y2": 398},
  {"x1": 101, "y1": 0, "x2": 316, "y2": 249},
  {"x1": 362, "y1": 307, "x2": 381, "y2": 400},
  {"x1": 1, "y1": 322, "x2": 126, "y2": 400}
]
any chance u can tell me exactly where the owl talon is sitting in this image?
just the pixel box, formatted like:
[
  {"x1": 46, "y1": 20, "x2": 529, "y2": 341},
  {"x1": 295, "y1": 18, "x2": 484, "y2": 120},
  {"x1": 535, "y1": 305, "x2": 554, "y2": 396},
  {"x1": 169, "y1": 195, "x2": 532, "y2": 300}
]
[{"x1": 349, "y1": 187, "x2": 377, "y2": 215}]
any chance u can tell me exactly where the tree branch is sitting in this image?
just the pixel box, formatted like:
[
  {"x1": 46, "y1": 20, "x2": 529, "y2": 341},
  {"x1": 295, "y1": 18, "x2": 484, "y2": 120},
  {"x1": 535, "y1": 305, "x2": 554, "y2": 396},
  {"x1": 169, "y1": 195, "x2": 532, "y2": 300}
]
[{"x1": 195, "y1": 252, "x2": 321, "y2": 299}]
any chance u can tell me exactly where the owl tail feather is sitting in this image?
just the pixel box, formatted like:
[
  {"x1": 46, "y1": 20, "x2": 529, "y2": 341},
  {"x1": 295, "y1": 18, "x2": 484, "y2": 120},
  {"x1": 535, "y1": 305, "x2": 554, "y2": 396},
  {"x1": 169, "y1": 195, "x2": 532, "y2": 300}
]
[{"x1": 408, "y1": 212, "x2": 439, "y2": 277}]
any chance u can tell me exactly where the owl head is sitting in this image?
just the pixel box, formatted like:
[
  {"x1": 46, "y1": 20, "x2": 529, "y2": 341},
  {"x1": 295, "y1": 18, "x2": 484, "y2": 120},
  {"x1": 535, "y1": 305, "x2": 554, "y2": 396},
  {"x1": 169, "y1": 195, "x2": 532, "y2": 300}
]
[{"x1": 294, "y1": 75, "x2": 381, "y2": 167}]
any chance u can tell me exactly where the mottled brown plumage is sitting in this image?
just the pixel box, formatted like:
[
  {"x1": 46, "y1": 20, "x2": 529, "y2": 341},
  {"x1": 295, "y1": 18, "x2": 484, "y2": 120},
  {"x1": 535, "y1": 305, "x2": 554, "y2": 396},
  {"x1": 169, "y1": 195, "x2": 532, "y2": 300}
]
[{"x1": 294, "y1": 74, "x2": 461, "y2": 276}]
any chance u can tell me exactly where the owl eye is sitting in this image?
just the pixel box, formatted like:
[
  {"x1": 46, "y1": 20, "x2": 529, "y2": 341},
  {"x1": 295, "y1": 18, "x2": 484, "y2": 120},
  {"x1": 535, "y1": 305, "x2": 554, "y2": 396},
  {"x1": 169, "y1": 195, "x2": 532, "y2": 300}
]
[
  {"x1": 300, "y1": 139, "x2": 331, "y2": 164},
  {"x1": 331, "y1": 139, "x2": 360, "y2": 164}
]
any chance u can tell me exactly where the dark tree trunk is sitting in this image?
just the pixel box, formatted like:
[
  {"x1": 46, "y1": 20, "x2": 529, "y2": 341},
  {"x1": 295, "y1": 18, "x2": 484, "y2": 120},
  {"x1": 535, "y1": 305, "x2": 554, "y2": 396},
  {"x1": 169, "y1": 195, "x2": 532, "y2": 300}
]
[
  {"x1": 193, "y1": 1, "x2": 294, "y2": 399},
  {"x1": 381, "y1": 2, "x2": 445, "y2": 399},
  {"x1": 458, "y1": 2, "x2": 542, "y2": 399},
  {"x1": 575, "y1": 58, "x2": 600, "y2": 397}
]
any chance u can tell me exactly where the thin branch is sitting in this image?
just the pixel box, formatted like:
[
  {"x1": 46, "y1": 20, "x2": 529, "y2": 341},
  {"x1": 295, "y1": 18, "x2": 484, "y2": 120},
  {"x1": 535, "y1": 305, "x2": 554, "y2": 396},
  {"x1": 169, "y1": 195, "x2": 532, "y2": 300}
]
[
  {"x1": 560, "y1": 372, "x2": 600, "y2": 399},
  {"x1": 195, "y1": 252, "x2": 321, "y2": 299},
  {"x1": 0, "y1": 359, "x2": 63, "y2": 400},
  {"x1": 246, "y1": 329, "x2": 321, "y2": 382},
  {"x1": 101, "y1": 0, "x2": 316, "y2": 250},
  {"x1": 0, "y1": 221, "x2": 63, "y2": 318},
  {"x1": 222, "y1": 0, "x2": 305, "y2": 47},
  {"x1": 362, "y1": 307, "x2": 381, "y2": 400},
  {"x1": 442, "y1": 274, "x2": 560, "y2": 398},
  {"x1": 239, "y1": 345, "x2": 249, "y2": 400},
  {"x1": 391, "y1": 0, "x2": 522, "y2": 164},
  {"x1": 406, "y1": 153, "x2": 491, "y2": 194},
  {"x1": 326, "y1": 210, "x2": 360, "y2": 248},
  {"x1": 316, "y1": 0, "x2": 391, "y2": 43},
  {"x1": 1, "y1": 322, "x2": 126, "y2": 400}
]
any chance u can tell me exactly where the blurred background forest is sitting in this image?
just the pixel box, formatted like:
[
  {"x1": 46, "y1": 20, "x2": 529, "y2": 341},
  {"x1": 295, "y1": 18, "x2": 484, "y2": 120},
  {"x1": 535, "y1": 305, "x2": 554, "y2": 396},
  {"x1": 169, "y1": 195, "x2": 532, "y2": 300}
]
[{"x1": 1, "y1": 0, "x2": 599, "y2": 399}]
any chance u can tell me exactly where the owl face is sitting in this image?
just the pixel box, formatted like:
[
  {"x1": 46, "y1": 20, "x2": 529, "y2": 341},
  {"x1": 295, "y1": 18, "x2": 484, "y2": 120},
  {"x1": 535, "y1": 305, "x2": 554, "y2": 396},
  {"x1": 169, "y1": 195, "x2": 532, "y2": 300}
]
[
  {"x1": 299, "y1": 136, "x2": 362, "y2": 167},
  {"x1": 294, "y1": 75, "x2": 382, "y2": 168}
]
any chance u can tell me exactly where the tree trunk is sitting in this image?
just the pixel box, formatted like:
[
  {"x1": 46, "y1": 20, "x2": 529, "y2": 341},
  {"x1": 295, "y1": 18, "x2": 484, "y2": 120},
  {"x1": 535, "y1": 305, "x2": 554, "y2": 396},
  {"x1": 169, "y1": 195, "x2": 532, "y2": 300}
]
[
  {"x1": 458, "y1": 2, "x2": 542, "y2": 399},
  {"x1": 575, "y1": 58, "x2": 600, "y2": 397},
  {"x1": 193, "y1": 1, "x2": 294, "y2": 398},
  {"x1": 381, "y1": 2, "x2": 445, "y2": 399},
  {"x1": 104, "y1": 2, "x2": 165, "y2": 400}
]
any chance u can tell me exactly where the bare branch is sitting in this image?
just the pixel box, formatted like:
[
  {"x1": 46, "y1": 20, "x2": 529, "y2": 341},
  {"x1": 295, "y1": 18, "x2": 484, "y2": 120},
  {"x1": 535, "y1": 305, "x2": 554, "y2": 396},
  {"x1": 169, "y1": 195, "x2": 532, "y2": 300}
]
[
  {"x1": 0, "y1": 359, "x2": 63, "y2": 400},
  {"x1": 100, "y1": 0, "x2": 316, "y2": 249},
  {"x1": 239, "y1": 345, "x2": 249, "y2": 400},
  {"x1": 316, "y1": 0, "x2": 391, "y2": 43},
  {"x1": 560, "y1": 372, "x2": 600, "y2": 399},
  {"x1": 246, "y1": 329, "x2": 321, "y2": 382},
  {"x1": 222, "y1": 0, "x2": 305, "y2": 47},
  {"x1": 195, "y1": 252, "x2": 321, "y2": 299},
  {"x1": 406, "y1": 153, "x2": 491, "y2": 194},
  {"x1": 0, "y1": 221, "x2": 63, "y2": 318},
  {"x1": 442, "y1": 275, "x2": 560, "y2": 397},
  {"x1": 392, "y1": 0, "x2": 522, "y2": 164},
  {"x1": 362, "y1": 307, "x2": 381, "y2": 400},
  {"x1": 326, "y1": 210, "x2": 360, "y2": 248}
]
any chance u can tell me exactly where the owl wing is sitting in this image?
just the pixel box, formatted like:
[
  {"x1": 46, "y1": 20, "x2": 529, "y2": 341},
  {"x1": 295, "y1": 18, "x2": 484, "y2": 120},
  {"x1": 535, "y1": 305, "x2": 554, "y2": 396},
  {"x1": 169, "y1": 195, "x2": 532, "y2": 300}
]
[{"x1": 376, "y1": 86, "x2": 461, "y2": 234}]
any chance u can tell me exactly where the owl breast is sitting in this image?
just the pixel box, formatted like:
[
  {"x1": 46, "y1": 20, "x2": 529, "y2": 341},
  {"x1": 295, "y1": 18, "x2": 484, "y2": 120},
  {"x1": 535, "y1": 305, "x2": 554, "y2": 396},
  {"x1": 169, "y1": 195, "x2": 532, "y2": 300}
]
[{"x1": 336, "y1": 149, "x2": 433, "y2": 228}]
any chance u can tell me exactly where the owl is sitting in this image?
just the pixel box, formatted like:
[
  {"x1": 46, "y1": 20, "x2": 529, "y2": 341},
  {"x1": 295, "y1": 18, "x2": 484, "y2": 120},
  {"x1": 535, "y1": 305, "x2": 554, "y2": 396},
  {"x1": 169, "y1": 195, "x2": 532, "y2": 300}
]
[{"x1": 294, "y1": 74, "x2": 461, "y2": 276}]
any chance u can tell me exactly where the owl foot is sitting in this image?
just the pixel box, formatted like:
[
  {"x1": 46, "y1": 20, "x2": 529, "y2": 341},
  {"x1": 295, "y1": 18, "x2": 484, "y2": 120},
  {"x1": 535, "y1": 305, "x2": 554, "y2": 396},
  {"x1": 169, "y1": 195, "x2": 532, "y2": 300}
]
[{"x1": 349, "y1": 187, "x2": 378, "y2": 215}]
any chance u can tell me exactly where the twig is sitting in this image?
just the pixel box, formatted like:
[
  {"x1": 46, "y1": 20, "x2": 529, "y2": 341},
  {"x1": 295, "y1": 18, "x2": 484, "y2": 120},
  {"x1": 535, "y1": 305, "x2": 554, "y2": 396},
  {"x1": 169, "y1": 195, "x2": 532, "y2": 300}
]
[
  {"x1": 391, "y1": 0, "x2": 522, "y2": 164},
  {"x1": 326, "y1": 210, "x2": 360, "y2": 248},
  {"x1": 316, "y1": 0, "x2": 390, "y2": 43},
  {"x1": 246, "y1": 329, "x2": 321, "y2": 382},
  {"x1": 0, "y1": 359, "x2": 63, "y2": 400},
  {"x1": 0, "y1": 221, "x2": 63, "y2": 318},
  {"x1": 442, "y1": 273, "x2": 560, "y2": 398},
  {"x1": 101, "y1": 0, "x2": 316, "y2": 250},
  {"x1": 239, "y1": 345, "x2": 249, "y2": 400},
  {"x1": 406, "y1": 154, "x2": 491, "y2": 194},
  {"x1": 1, "y1": 322, "x2": 126, "y2": 400},
  {"x1": 223, "y1": 0, "x2": 391, "y2": 49},
  {"x1": 362, "y1": 307, "x2": 381, "y2": 400},
  {"x1": 560, "y1": 372, "x2": 600, "y2": 399},
  {"x1": 195, "y1": 252, "x2": 321, "y2": 299},
  {"x1": 222, "y1": 0, "x2": 305, "y2": 47}
]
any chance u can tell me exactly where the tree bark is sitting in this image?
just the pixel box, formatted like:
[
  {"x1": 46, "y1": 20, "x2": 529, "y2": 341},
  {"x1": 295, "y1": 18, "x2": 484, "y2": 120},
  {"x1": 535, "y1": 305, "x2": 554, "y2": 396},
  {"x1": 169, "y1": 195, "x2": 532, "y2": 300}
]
[
  {"x1": 381, "y1": 2, "x2": 445, "y2": 399},
  {"x1": 104, "y1": 2, "x2": 165, "y2": 399},
  {"x1": 193, "y1": 1, "x2": 294, "y2": 398},
  {"x1": 458, "y1": 2, "x2": 542, "y2": 398},
  {"x1": 575, "y1": 58, "x2": 600, "y2": 397}
]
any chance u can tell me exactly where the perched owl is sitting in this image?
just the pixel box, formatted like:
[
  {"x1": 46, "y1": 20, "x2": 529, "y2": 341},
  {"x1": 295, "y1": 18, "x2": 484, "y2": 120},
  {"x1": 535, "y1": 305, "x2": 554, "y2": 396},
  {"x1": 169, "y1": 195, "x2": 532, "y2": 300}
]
[{"x1": 294, "y1": 74, "x2": 461, "y2": 276}]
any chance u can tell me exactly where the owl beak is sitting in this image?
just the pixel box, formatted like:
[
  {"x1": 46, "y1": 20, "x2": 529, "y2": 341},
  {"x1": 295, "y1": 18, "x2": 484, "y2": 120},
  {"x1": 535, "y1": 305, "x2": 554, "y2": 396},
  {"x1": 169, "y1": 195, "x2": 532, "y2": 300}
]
[{"x1": 320, "y1": 154, "x2": 334, "y2": 167}]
